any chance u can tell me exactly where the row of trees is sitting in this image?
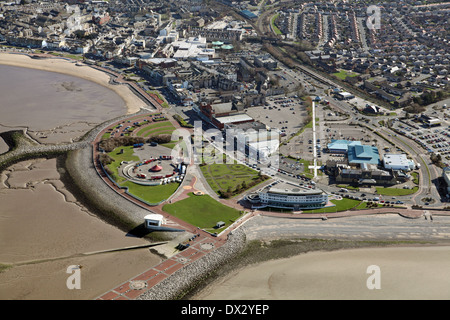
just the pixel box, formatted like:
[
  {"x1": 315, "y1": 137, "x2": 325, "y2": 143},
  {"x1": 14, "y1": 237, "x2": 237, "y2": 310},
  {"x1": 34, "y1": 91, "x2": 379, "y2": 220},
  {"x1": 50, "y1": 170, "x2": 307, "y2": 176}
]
[
  {"x1": 98, "y1": 134, "x2": 172, "y2": 153},
  {"x1": 413, "y1": 90, "x2": 448, "y2": 106},
  {"x1": 218, "y1": 173, "x2": 270, "y2": 199}
]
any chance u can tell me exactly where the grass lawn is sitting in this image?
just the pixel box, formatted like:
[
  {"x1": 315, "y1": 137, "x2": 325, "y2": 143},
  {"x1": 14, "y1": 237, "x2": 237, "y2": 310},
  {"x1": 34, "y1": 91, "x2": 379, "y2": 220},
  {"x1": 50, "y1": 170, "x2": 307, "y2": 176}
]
[
  {"x1": 163, "y1": 193, "x2": 242, "y2": 233},
  {"x1": 411, "y1": 172, "x2": 419, "y2": 184},
  {"x1": 333, "y1": 70, "x2": 359, "y2": 80},
  {"x1": 375, "y1": 186, "x2": 419, "y2": 196},
  {"x1": 106, "y1": 146, "x2": 139, "y2": 183},
  {"x1": 105, "y1": 145, "x2": 179, "y2": 203},
  {"x1": 142, "y1": 127, "x2": 176, "y2": 138},
  {"x1": 271, "y1": 13, "x2": 282, "y2": 35},
  {"x1": 136, "y1": 121, "x2": 175, "y2": 137},
  {"x1": 303, "y1": 198, "x2": 361, "y2": 213},
  {"x1": 121, "y1": 180, "x2": 179, "y2": 204},
  {"x1": 200, "y1": 163, "x2": 262, "y2": 195}
]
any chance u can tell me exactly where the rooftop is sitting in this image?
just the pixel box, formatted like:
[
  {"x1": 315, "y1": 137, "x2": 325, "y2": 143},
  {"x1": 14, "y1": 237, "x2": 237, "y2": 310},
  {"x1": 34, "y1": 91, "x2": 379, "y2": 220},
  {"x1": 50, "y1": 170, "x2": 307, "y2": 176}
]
[
  {"x1": 327, "y1": 139, "x2": 362, "y2": 152},
  {"x1": 264, "y1": 182, "x2": 324, "y2": 196},
  {"x1": 216, "y1": 113, "x2": 253, "y2": 125},
  {"x1": 348, "y1": 145, "x2": 380, "y2": 165}
]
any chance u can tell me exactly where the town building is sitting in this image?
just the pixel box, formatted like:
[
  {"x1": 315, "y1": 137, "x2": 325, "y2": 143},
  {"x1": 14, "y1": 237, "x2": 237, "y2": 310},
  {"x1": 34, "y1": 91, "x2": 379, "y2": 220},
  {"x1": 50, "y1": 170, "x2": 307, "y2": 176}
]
[
  {"x1": 326, "y1": 139, "x2": 361, "y2": 154},
  {"x1": 246, "y1": 182, "x2": 329, "y2": 211},
  {"x1": 347, "y1": 144, "x2": 380, "y2": 165},
  {"x1": 383, "y1": 154, "x2": 415, "y2": 171}
]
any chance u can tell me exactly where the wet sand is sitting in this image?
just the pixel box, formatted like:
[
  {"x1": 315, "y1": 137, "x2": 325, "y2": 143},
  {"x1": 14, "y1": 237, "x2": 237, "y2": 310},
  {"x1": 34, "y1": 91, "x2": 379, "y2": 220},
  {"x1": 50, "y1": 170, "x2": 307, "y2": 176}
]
[
  {"x1": 0, "y1": 63, "x2": 129, "y2": 144},
  {"x1": 0, "y1": 158, "x2": 162, "y2": 300},
  {"x1": 192, "y1": 246, "x2": 450, "y2": 300},
  {"x1": 0, "y1": 53, "x2": 145, "y2": 115},
  {"x1": 0, "y1": 53, "x2": 148, "y2": 144}
]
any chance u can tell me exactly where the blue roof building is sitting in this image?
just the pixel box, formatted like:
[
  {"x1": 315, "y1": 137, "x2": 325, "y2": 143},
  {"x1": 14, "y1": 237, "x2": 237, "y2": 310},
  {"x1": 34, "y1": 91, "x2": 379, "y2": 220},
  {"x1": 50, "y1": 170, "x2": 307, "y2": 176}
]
[
  {"x1": 347, "y1": 145, "x2": 380, "y2": 165},
  {"x1": 327, "y1": 139, "x2": 361, "y2": 153},
  {"x1": 240, "y1": 10, "x2": 258, "y2": 19}
]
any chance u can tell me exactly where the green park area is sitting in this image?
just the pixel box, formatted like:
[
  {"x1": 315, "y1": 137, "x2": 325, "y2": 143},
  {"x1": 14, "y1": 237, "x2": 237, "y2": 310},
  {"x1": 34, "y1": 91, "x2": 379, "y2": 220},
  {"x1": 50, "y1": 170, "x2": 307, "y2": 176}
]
[
  {"x1": 105, "y1": 145, "x2": 139, "y2": 183},
  {"x1": 136, "y1": 121, "x2": 176, "y2": 138},
  {"x1": 200, "y1": 162, "x2": 269, "y2": 198},
  {"x1": 333, "y1": 70, "x2": 359, "y2": 80},
  {"x1": 302, "y1": 197, "x2": 361, "y2": 213},
  {"x1": 375, "y1": 186, "x2": 419, "y2": 196},
  {"x1": 104, "y1": 145, "x2": 179, "y2": 204},
  {"x1": 162, "y1": 193, "x2": 243, "y2": 233},
  {"x1": 121, "y1": 180, "x2": 179, "y2": 204},
  {"x1": 271, "y1": 13, "x2": 282, "y2": 35}
]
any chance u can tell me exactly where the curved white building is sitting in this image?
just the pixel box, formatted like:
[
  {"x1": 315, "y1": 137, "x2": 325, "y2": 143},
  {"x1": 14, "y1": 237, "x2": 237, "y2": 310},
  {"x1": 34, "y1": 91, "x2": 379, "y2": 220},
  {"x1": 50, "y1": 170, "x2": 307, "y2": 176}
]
[{"x1": 247, "y1": 182, "x2": 328, "y2": 211}]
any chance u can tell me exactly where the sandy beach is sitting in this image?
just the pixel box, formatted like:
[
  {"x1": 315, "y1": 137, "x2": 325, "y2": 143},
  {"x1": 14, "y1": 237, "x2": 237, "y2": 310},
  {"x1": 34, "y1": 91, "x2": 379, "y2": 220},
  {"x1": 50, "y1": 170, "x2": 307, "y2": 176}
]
[
  {"x1": 192, "y1": 245, "x2": 450, "y2": 300},
  {"x1": 0, "y1": 158, "x2": 163, "y2": 300},
  {"x1": 0, "y1": 52, "x2": 145, "y2": 115}
]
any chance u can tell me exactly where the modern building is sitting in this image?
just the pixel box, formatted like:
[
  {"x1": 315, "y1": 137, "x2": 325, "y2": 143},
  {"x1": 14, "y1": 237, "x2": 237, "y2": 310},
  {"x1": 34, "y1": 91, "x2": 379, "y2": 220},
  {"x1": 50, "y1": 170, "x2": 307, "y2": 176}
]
[
  {"x1": 335, "y1": 91, "x2": 355, "y2": 100},
  {"x1": 383, "y1": 154, "x2": 415, "y2": 171},
  {"x1": 226, "y1": 121, "x2": 279, "y2": 161},
  {"x1": 240, "y1": 10, "x2": 258, "y2": 20},
  {"x1": 347, "y1": 144, "x2": 380, "y2": 165},
  {"x1": 420, "y1": 115, "x2": 441, "y2": 127},
  {"x1": 327, "y1": 139, "x2": 361, "y2": 154},
  {"x1": 246, "y1": 182, "x2": 329, "y2": 211}
]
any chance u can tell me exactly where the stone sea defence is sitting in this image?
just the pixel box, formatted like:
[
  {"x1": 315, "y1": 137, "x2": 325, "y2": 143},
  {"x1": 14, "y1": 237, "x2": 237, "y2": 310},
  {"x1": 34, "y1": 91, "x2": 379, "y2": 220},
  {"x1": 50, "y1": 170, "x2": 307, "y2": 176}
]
[{"x1": 137, "y1": 227, "x2": 247, "y2": 300}]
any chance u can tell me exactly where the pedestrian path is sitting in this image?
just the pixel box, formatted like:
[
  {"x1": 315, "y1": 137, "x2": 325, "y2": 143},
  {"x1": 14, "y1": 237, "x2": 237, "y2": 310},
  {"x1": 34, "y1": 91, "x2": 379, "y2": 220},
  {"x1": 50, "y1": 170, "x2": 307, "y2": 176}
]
[{"x1": 96, "y1": 235, "x2": 224, "y2": 300}]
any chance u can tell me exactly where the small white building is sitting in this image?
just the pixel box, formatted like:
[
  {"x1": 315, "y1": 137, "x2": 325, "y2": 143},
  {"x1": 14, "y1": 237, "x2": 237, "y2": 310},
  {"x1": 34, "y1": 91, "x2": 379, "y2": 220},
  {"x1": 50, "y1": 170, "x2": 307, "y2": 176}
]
[
  {"x1": 144, "y1": 214, "x2": 164, "y2": 228},
  {"x1": 383, "y1": 154, "x2": 415, "y2": 171}
]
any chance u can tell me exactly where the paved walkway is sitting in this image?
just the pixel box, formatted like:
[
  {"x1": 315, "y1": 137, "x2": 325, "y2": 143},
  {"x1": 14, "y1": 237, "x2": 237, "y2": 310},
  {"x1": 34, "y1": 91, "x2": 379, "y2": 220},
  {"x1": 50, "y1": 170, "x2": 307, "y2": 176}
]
[{"x1": 96, "y1": 234, "x2": 225, "y2": 300}]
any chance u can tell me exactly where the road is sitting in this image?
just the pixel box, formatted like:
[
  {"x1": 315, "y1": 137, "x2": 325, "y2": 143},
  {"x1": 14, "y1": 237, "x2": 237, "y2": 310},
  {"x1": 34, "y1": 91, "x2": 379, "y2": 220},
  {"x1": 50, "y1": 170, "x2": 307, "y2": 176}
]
[{"x1": 356, "y1": 17, "x2": 370, "y2": 52}]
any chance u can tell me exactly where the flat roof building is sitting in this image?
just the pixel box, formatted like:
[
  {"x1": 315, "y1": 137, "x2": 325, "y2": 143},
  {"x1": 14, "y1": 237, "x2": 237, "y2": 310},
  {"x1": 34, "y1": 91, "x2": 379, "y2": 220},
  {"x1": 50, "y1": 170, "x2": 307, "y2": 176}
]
[
  {"x1": 144, "y1": 214, "x2": 163, "y2": 228},
  {"x1": 383, "y1": 154, "x2": 415, "y2": 171},
  {"x1": 335, "y1": 91, "x2": 355, "y2": 100},
  {"x1": 216, "y1": 114, "x2": 254, "y2": 126}
]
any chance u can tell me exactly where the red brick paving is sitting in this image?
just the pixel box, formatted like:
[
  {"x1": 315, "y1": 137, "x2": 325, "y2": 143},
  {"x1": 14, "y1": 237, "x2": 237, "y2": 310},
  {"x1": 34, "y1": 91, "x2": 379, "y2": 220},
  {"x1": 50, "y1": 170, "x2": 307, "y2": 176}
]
[
  {"x1": 164, "y1": 263, "x2": 185, "y2": 275},
  {"x1": 154, "y1": 259, "x2": 178, "y2": 272},
  {"x1": 98, "y1": 291, "x2": 120, "y2": 300},
  {"x1": 132, "y1": 269, "x2": 159, "y2": 282},
  {"x1": 96, "y1": 237, "x2": 222, "y2": 300}
]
